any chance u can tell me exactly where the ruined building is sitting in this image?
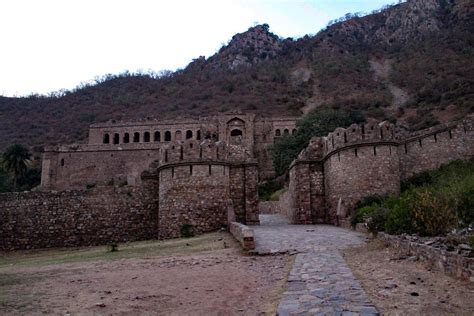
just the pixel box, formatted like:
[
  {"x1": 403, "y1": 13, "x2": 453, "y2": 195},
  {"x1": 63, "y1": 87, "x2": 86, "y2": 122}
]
[
  {"x1": 40, "y1": 113, "x2": 298, "y2": 190},
  {"x1": 0, "y1": 114, "x2": 473, "y2": 250}
]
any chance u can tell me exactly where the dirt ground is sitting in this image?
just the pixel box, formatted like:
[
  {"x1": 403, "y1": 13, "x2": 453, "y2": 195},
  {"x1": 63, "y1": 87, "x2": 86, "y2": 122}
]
[
  {"x1": 0, "y1": 233, "x2": 292, "y2": 315},
  {"x1": 343, "y1": 239, "x2": 474, "y2": 315}
]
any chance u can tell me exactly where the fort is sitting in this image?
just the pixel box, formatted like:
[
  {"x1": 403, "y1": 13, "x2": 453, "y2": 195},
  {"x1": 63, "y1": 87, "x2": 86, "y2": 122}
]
[
  {"x1": 0, "y1": 114, "x2": 472, "y2": 250},
  {"x1": 40, "y1": 113, "x2": 298, "y2": 190}
]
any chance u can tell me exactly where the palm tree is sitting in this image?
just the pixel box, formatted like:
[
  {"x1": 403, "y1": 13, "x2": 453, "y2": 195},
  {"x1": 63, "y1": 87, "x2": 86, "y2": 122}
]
[{"x1": 2, "y1": 144, "x2": 32, "y2": 191}]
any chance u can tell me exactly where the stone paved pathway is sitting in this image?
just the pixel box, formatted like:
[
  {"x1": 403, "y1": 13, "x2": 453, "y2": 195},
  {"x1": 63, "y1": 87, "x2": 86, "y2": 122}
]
[{"x1": 253, "y1": 215, "x2": 378, "y2": 316}]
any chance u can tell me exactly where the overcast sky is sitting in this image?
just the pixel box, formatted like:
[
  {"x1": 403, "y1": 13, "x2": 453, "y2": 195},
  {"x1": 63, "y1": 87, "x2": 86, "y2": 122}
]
[{"x1": 0, "y1": 0, "x2": 399, "y2": 97}]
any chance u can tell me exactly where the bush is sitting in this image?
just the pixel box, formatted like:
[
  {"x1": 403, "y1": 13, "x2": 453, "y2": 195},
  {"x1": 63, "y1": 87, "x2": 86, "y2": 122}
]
[
  {"x1": 354, "y1": 194, "x2": 385, "y2": 210},
  {"x1": 367, "y1": 207, "x2": 389, "y2": 235},
  {"x1": 401, "y1": 170, "x2": 434, "y2": 191},
  {"x1": 258, "y1": 180, "x2": 283, "y2": 201},
  {"x1": 410, "y1": 190, "x2": 457, "y2": 236},
  {"x1": 350, "y1": 203, "x2": 378, "y2": 227},
  {"x1": 180, "y1": 223, "x2": 194, "y2": 238},
  {"x1": 384, "y1": 195, "x2": 415, "y2": 235}
]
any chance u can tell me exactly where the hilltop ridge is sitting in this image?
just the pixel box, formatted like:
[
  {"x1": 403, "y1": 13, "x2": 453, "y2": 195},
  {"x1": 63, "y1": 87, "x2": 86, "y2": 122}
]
[{"x1": 0, "y1": 0, "x2": 472, "y2": 152}]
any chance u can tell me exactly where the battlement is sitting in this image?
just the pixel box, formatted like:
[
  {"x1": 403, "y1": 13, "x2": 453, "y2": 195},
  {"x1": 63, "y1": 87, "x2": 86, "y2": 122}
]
[
  {"x1": 324, "y1": 119, "x2": 396, "y2": 154},
  {"x1": 156, "y1": 139, "x2": 254, "y2": 168}
]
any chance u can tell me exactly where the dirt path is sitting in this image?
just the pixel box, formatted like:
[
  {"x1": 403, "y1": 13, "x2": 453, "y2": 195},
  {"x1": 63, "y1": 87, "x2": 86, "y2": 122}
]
[
  {"x1": 343, "y1": 240, "x2": 474, "y2": 315},
  {"x1": 0, "y1": 236, "x2": 291, "y2": 315}
]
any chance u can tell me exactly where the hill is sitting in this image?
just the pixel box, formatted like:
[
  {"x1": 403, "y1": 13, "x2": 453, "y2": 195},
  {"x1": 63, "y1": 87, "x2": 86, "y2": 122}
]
[{"x1": 0, "y1": 0, "x2": 472, "y2": 153}]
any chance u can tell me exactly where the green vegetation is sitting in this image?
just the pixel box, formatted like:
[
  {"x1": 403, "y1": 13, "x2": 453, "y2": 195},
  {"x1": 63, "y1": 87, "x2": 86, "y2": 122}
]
[
  {"x1": 351, "y1": 160, "x2": 474, "y2": 236},
  {"x1": 180, "y1": 223, "x2": 194, "y2": 238},
  {"x1": 0, "y1": 144, "x2": 40, "y2": 192},
  {"x1": 0, "y1": 232, "x2": 233, "y2": 268},
  {"x1": 271, "y1": 109, "x2": 365, "y2": 176},
  {"x1": 258, "y1": 179, "x2": 284, "y2": 201}
]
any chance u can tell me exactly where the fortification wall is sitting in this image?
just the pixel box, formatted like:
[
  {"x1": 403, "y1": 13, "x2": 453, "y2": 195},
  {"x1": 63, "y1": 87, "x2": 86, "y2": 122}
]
[
  {"x1": 399, "y1": 119, "x2": 474, "y2": 180},
  {"x1": 324, "y1": 144, "x2": 401, "y2": 221},
  {"x1": 157, "y1": 163, "x2": 230, "y2": 238},
  {"x1": 155, "y1": 139, "x2": 259, "y2": 238},
  {"x1": 0, "y1": 185, "x2": 159, "y2": 250},
  {"x1": 284, "y1": 118, "x2": 473, "y2": 225},
  {"x1": 323, "y1": 120, "x2": 400, "y2": 221},
  {"x1": 41, "y1": 146, "x2": 161, "y2": 190}
]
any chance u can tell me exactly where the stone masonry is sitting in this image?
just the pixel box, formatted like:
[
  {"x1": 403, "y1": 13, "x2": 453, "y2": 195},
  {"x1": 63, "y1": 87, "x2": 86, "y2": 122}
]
[
  {"x1": 40, "y1": 113, "x2": 297, "y2": 190},
  {"x1": 279, "y1": 117, "x2": 474, "y2": 224}
]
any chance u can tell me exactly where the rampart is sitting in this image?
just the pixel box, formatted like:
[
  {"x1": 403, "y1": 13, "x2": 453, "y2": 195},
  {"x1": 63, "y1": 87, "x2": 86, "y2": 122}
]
[
  {"x1": 149, "y1": 139, "x2": 259, "y2": 238},
  {"x1": 0, "y1": 186, "x2": 158, "y2": 250},
  {"x1": 1, "y1": 139, "x2": 259, "y2": 250},
  {"x1": 280, "y1": 117, "x2": 474, "y2": 224}
]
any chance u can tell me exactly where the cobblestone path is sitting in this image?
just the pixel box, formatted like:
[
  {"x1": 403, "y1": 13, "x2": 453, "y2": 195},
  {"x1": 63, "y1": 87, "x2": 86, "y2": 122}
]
[{"x1": 254, "y1": 215, "x2": 378, "y2": 316}]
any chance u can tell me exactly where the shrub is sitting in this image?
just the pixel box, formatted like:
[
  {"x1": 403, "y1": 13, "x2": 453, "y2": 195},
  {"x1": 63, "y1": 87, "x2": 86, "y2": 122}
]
[
  {"x1": 410, "y1": 189, "x2": 457, "y2": 236},
  {"x1": 107, "y1": 242, "x2": 119, "y2": 252},
  {"x1": 367, "y1": 207, "x2": 389, "y2": 235},
  {"x1": 401, "y1": 170, "x2": 434, "y2": 191},
  {"x1": 384, "y1": 195, "x2": 415, "y2": 235},
  {"x1": 350, "y1": 203, "x2": 378, "y2": 227},
  {"x1": 180, "y1": 223, "x2": 194, "y2": 238},
  {"x1": 457, "y1": 187, "x2": 474, "y2": 225},
  {"x1": 258, "y1": 180, "x2": 284, "y2": 201},
  {"x1": 354, "y1": 194, "x2": 385, "y2": 210}
]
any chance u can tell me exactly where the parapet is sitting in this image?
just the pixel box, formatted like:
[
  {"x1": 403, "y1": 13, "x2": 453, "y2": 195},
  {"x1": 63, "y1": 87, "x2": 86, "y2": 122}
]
[
  {"x1": 157, "y1": 139, "x2": 255, "y2": 167},
  {"x1": 325, "y1": 119, "x2": 396, "y2": 154}
]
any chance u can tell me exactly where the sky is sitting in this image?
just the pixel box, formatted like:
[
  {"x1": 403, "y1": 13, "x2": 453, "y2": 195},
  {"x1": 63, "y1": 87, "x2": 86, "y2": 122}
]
[{"x1": 0, "y1": 0, "x2": 399, "y2": 97}]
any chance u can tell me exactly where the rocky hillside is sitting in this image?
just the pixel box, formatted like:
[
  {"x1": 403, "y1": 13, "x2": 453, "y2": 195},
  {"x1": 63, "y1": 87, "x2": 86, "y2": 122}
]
[{"x1": 0, "y1": 0, "x2": 472, "y2": 152}]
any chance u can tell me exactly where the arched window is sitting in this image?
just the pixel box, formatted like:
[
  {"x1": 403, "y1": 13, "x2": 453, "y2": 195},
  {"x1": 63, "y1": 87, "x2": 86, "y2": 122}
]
[
  {"x1": 186, "y1": 130, "x2": 193, "y2": 139},
  {"x1": 292, "y1": 129, "x2": 297, "y2": 134},
  {"x1": 275, "y1": 129, "x2": 281, "y2": 137},
  {"x1": 196, "y1": 130, "x2": 201, "y2": 140},
  {"x1": 284, "y1": 129, "x2": 289, "y2": 135},
  {"x1": 154, "y1": 131, "x2": 161, "y2": 142},
  {"x1": 123, "y1": 133, "x2": 130, "y2": 143},
  {"x1": 113, "y1": 133, "x2": 119, "y2": 144},
  {"x1": 103, "y1": 133, "x2": 110, "y2": 144},
  {"x1": 230, "y1": 129, "x2": 243, "y2": 137},
  {"x1": 175, "y1": 130, "x2": 182, "y2": 141},
  {"x1": 60, "y1": 158, "x2": 65, "y2": 166},
  {"x1": 144, "y1": 132, "x2": 150, "y2": 142},
  {"x1": 133, "y1": 132, "x2": 140, "y2": 143},
  {"x1": 164, "y1": 131, "x2": 171, "y2": 142},
  {"x1": 212, "y1": 133, "x2": 218, "y2": 141}
]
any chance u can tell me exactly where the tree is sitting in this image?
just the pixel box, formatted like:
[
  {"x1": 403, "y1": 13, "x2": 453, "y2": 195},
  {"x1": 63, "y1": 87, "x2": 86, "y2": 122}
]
[
  {"x1": 271, "y1": 109, "x2": 365, "y2": 176},
  {"x1": 2, "y1": 144, "x2": 32, "y2": 191}
]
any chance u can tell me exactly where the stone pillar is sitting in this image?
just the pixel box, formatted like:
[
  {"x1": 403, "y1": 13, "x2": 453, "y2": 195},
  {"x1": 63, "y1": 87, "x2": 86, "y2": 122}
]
[
  {"x1": 310, "y1": 162, "x2": 326, "y2": 223},
  {"x1": 244, "y1": 164, "x2": 260, "y2": 225},
  {"x1": 293, "y1": 162, "x2": 312, "y2": 224}
]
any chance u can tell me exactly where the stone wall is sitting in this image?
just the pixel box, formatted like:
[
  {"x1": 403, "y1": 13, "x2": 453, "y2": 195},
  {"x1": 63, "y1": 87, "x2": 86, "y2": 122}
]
[
  {"x1": 229, "y1": 222, "x2": 255, "y2": 250},
  {"x1": 157, "y1": 163, "x2": 231, "y2": 238},
  {"x1": 154, "y1": 139, "x2": 260, "y2": 238},
  {"x1": 4, "y1": 139, "x2": 259, "y2": 250},
  {"x1": 280, "y1": 117, "x2": 474, "y2": 225},
  {"x1": 41, "y1": 146, "x2": 161, "y2": 189},
  {"x1": 42, "y1": 114, "x2": 298, "y2": 190},
  {"x1": 399, "y1": 120, "x2": 474, "y2": 180},
  {"x1": 324, "y1": 144, "x2": 401, "y2": 222},
  {"x1": 379, "y1": 233, "x2": 474, "y2": 282},
  {"x1": 0, "y1": 186, "x2": 159, "y2": 250}
]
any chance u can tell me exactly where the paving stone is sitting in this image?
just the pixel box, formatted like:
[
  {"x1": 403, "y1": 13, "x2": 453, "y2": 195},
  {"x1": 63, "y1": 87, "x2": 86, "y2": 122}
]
[{"x1": 256, "y1": 215, "x2": 378, "y2": 316}]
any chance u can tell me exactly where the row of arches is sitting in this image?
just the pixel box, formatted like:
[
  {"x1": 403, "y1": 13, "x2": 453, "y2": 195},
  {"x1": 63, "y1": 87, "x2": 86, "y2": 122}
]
[
  {"x1": 275, "y1": 128, "x2": 297, "y2": 137},
  {"x1": 103, "y1": 129, "x2": 202, "y2": 145}
]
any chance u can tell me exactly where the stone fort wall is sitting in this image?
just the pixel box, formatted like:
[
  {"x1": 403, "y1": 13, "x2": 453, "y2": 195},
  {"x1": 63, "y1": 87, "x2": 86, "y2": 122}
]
[
  {"x1": 0, "y1": 186, "x2": 159, "y2": 250},
  {"x1": 1, "y1": 139, "x2": 259, "y2": 250},
  {"x1": 280, "y1": 117, "x2": 474, "y2": 224},
  {"x1": 41, "y1": 114, "x2": 297, "y2": 190}
]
